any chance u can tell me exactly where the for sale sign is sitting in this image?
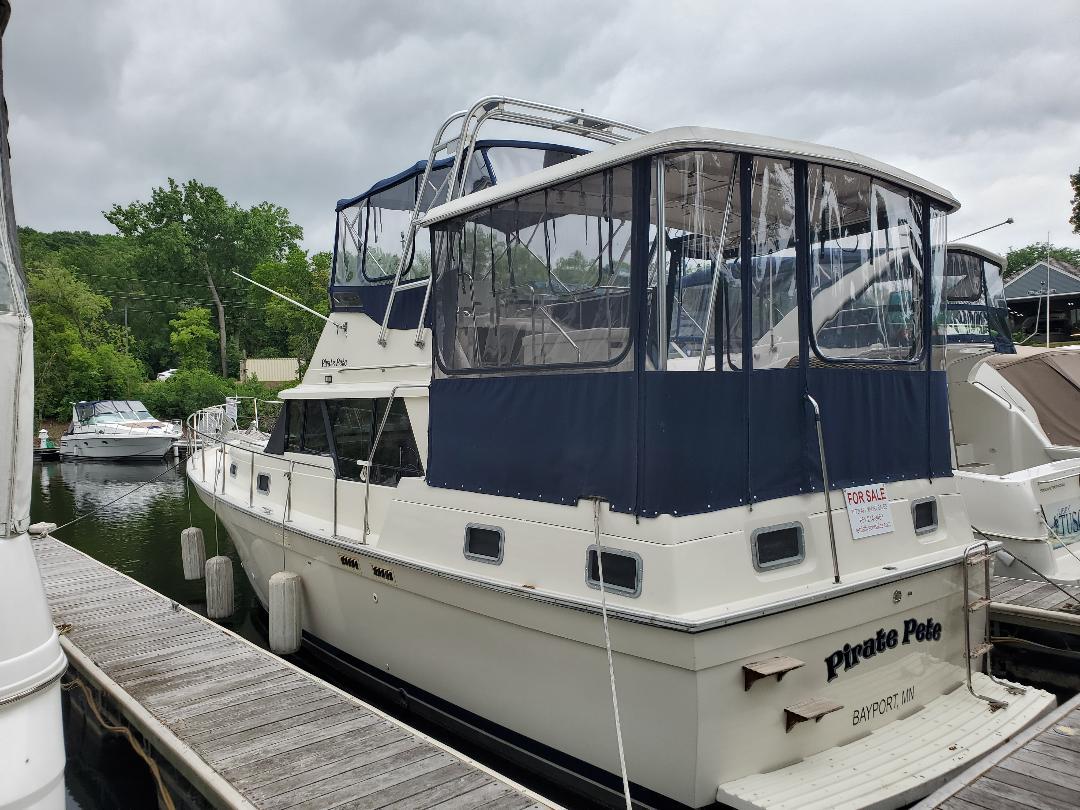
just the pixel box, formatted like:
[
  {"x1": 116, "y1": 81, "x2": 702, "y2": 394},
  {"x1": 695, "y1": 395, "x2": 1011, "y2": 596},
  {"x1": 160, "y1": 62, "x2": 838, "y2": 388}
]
[{"x1": 843, "y1": 484, "x2": 894, "y2": 540}]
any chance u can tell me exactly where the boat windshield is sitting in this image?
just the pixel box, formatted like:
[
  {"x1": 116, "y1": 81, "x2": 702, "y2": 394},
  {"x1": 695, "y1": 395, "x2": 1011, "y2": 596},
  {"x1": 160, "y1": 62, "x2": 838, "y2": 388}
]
[
  {"x1": 76, "y1": 400, "x2": 154, "y2": 425},
  {"x1": 942, "y1": 248, "x2": 1012, "y2": 350}
]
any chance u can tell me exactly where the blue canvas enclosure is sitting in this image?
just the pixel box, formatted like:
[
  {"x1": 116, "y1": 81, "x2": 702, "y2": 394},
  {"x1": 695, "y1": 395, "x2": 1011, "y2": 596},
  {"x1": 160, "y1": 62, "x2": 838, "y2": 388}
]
[
  {"x1": 427, "y1": 367, "x2": 951, "y2": 517},
  {"x1": 425, "y1": 137, "x2": 958, "y2": 518}
]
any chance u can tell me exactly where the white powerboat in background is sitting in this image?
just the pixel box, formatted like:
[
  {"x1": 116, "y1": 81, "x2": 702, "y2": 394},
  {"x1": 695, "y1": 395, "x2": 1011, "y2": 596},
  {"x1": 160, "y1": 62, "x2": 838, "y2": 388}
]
[
  {"x1": 189, "y1": 98, "x2": 1054, "y2": 809},
  {"x1": 0, "y1": 0, "x2": 68, "y2": 806},
  {"x1": 945, "y1": 246, "x2": 1080, "y2": 583},
  {"x1": 60, "y1": 399, "x2": 180, "y2": 460}
]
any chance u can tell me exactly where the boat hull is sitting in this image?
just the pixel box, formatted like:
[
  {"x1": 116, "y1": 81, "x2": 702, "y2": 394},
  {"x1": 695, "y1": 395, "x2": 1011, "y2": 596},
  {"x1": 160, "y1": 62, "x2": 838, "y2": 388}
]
[
  {"x1": 59, "y1": 434, "x2": 175, "y2": 460},
  {"x1": 196, "y1": 481, "x2": 1052, "y2": 808}
]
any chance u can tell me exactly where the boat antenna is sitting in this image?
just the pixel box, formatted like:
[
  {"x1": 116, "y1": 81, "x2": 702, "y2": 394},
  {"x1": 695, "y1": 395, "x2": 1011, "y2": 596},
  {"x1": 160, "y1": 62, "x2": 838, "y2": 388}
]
[
  {"x1": 949, "y1": 217, "x2": 1014, "y2": 243},
  {"x1": 231, "y1": 271, "x2": 347, "y2": 333}
]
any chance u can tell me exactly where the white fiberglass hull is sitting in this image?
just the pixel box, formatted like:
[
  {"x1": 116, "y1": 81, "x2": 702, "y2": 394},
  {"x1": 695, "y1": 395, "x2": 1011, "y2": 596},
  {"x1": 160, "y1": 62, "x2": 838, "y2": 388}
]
[
  {"x1": 0, "y1": 536, "x2": 67, "y2": 810},
  {"x1": 957, "y1": 459, "x2": 1080, "y2": 585},
  {"x1": 59, "y1": 433, "x2": 174, "y2": 460},
  {"x1": 193, "y1": 474, "x2": 1052, "y2": 809}
]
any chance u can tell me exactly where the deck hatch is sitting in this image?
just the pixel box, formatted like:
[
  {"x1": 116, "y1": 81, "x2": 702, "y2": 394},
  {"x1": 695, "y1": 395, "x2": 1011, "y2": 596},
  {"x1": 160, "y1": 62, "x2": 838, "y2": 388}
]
[{"x1": 464, "y1": 524, "x2": 504, "y2": 565}]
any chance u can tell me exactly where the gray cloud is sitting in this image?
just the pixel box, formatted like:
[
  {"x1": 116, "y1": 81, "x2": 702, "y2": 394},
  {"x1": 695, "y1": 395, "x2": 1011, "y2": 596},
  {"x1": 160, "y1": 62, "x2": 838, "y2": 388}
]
[{"x1": 6, "y1": 0, "x2": 1080, "y2": 258}]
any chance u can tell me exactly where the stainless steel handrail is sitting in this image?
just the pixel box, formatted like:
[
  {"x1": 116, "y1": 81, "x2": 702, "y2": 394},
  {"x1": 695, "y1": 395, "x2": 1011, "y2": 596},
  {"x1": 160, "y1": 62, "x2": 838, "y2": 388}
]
[{"x1": 805, "y1": 394, "x2": 841, "y2": 584}]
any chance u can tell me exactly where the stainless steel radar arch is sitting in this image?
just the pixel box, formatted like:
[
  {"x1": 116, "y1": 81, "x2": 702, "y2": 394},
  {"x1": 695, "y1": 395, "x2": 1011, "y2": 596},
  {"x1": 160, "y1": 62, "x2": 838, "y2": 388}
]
[{"x1": 374, "y1": 96, "x2": 648, "y2": 349}]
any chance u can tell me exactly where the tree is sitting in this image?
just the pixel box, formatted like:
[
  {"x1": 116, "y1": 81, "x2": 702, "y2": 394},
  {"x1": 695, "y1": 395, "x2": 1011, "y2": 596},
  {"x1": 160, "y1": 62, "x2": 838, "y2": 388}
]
[
  {"x1": 169, "y1": 307, "x2": 217, "y2": 370},
  {"x1": 28, "y1": 263, "x2": 109, "y2": 341},
  {"x1": 1071, "y1": 166, "x2": 1080, "y2": 235},
  {"x1": 105, "y1": 179, "x2": 303, "y2": 377},
  {"x1": 1005, "y1": 242, "x2": 1080, "y2": 278},
  {"x1": 249, "y1": 247, "x2": 330, "y2": 369}
]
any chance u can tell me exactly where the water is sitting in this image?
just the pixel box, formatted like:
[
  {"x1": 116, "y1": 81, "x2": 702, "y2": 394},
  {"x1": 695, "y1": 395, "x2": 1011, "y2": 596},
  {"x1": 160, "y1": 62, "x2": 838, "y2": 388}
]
[{"x1": 32, "y1": 459, "x2": 584, "y2": 809}]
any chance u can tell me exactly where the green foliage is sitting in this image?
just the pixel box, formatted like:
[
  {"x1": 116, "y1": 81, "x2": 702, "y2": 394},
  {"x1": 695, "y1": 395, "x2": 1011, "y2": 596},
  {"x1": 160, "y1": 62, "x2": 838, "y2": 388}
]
[
  {"x1": 137, "y1": 369, "x2": 275, "y2": 421},
  {"x1": 105, "y1": 179, "x2": 304, "y2": 376},
  {"x1": 1006, "y1": 243, "x2": 1080, "y2": 277},
  {"x1": 1071, "y1": 167, "x2": 1080, "y2": 235},
  {"x1": 27, "y1": 263, "x2": 146, "y2": 419},
  {"x1": 169, "y1": 307, "x2": 217, "y2": 370}
]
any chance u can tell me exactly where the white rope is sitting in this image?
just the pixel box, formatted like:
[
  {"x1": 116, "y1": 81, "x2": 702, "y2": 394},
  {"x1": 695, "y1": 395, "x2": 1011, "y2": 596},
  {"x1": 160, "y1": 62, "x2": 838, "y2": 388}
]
[{"x1": 592, "y1": 497, "x2": 632, "y2": 809}]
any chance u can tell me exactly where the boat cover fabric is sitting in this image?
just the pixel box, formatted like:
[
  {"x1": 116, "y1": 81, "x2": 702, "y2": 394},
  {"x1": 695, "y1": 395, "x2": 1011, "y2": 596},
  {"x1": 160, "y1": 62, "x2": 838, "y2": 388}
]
[
  {"x1": 427, "y1": 367, "x2": 951, "y2": 517},
  {"x1": 987, "y1": 350, "x2": 1080, "y2": 447}
]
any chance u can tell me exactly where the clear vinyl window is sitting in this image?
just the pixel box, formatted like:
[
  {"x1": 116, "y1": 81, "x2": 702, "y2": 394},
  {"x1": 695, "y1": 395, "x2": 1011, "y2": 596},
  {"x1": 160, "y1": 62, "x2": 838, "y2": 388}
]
[
  {"x1": 433, "y1": 164, "x2": 635, "y2": 373},
  {"x1": 808, "y1": 166, "x2": 925, "y2": 363}
]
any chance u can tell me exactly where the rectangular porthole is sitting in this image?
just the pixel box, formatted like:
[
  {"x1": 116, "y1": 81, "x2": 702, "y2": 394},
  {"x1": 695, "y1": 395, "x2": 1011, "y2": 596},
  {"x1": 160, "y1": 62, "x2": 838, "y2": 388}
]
[
  {"x1": 256, "y1": 473, "x2": 271, "y2": 494},
  {"x1": 751, "y1": 523, "x2": 804, "y2": 571},
  {"x1": 463, "y1": 524, "x2": 504, "y2": 564},
  {"x1": 229, "y1": 462, "x2": 237, "y2": 478},
  {"x1": 912, "y1": 498, "x2": 937, "y2": 535},
  {"x1": 585, "y1": 546, "x2": 642, "y2": 598}
]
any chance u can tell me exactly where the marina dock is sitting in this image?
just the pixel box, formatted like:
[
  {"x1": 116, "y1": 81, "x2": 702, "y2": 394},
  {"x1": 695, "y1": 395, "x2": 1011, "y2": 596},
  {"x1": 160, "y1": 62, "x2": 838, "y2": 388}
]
[
  {"x1": 989, "y1": 575, "x2": 1080, "y2": 691},
  {"x1": 31, "y1": 533, "x2": 553, "y2": 810},
  {"x1": 914, "y1": 691, "x2": 1080, "y2": 810}
]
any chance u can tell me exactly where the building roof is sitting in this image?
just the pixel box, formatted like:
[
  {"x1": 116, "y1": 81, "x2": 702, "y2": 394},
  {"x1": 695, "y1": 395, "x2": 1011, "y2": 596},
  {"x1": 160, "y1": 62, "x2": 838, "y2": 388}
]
[
  {"x1": 1004, "y1": 258, "x2": 1080, "y2": 301},
  {"x1": 242, "y1": 357, "x2": 300, "y2": 383},
  {"x1": 421, "y1": 126, "x2": 960, "y2": 226}
]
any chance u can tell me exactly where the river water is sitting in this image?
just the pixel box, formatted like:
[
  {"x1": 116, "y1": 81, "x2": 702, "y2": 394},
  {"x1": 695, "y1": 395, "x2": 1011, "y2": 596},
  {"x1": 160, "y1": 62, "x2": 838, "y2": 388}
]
[{"x1": 32, "y1": 459, "x2": 575, "y2": 809}]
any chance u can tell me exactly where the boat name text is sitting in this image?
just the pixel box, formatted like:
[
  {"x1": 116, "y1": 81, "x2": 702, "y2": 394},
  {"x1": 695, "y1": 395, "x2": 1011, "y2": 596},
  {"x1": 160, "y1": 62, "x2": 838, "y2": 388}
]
[
  {"x1": 321, "y1": 357, "x2": 347, "y2": 368},
  {"x1": 825, "y1": 617, "x2": 942, "y2": 681}
]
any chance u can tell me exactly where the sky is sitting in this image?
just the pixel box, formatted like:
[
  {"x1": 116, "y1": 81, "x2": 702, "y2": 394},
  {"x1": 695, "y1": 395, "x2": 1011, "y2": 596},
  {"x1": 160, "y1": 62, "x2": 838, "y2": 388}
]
[{"x1": 5, "y1": 0, "x2": 1080, "y2": 259}]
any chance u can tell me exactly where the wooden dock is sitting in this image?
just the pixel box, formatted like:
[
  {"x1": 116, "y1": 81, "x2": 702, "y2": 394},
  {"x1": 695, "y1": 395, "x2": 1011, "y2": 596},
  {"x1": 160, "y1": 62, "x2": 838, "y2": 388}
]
[
  {"x1": 990, "y1": 575, "x2": 1080, "y2": 625},
  {"x1": 988, "y1": 575, "x2": 1080, "y2": 691},
  {"x1": 32, "y1": 534, "x2": 555, "y2": 810},
  {"x1": 914, "y1": 691, "x2": 1080, "y2": 810}
]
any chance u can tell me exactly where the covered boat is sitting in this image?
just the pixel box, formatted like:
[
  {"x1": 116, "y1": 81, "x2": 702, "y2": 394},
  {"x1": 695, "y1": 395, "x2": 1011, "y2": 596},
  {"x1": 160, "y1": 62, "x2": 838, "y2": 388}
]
[
  {"x1": 945, "y1": 243, "x2": 1080, "y2": 584},
  {"x1": 188, "y1": 98, "x2": 1053, "y2": 809},
  {"x1": 59, "y1": 399, "x2": 180, "y2": 460}
]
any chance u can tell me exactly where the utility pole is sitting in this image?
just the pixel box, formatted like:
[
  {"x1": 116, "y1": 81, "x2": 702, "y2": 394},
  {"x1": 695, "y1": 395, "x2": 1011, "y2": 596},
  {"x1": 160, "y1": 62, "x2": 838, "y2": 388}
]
[{"x1": 1046, "y1": 234, "x2": 1051, "y2": 349}]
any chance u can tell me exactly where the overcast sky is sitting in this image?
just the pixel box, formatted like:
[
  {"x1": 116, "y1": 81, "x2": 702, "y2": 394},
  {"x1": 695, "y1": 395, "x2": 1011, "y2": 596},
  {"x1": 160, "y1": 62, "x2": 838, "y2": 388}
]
[{"x1": 6, "y1": 1, "x2": 1080, "y2": 259}]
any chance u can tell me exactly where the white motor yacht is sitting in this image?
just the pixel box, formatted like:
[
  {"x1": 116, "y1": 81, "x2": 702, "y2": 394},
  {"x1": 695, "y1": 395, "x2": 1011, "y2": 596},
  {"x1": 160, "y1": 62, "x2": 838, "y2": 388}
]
[
  {"x1": 188, "y1": 98, "x2": 1054, "y2": 809},
  {"x1": 0, "y1": 1, "x2": 68, "y2": 806},
  {"x1": 945, "y1": 243, "x2": 1080, "y2": 584},
  {"x1": 59, "y1": 399, "x2": 180, "y2": 460}
]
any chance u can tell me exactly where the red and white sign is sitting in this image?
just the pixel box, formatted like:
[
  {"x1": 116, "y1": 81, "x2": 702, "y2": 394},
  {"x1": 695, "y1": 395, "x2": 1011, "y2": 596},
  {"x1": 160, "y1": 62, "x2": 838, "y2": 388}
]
[{"x1": 843, "y1": 484, "x2": 894, "y2": 540}]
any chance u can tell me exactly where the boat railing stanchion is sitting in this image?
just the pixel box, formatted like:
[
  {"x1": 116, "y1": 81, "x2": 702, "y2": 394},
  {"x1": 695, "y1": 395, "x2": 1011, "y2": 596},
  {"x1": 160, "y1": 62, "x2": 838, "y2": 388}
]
[
  {"x1": 249, "y1": 449, "x2": 255, "y2": 508},
  {"x1": 286, "y1": 461, "x2": 295, "y2": 523},
  {"x1": 332, "y1": 472, "x2": 338, "y2": 538},
  {"x1": 805, "y1": 393, "x2": 841, "y2": 584}
]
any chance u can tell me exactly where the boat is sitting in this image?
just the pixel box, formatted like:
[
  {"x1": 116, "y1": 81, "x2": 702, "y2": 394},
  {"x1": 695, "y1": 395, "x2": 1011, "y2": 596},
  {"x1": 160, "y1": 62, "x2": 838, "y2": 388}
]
[
  {"x1": 188, "y1": 97, "x2": 1055, "y2": 809},
  {"x1": 0, "y1": 0, "x2": 68, "y2": 805},
  {"x1": 945, "y1": 243, "x2": 1080, "y2": 584},
  {"x1": 59, "y1": 399, "x2": 181, "y2": 460}
]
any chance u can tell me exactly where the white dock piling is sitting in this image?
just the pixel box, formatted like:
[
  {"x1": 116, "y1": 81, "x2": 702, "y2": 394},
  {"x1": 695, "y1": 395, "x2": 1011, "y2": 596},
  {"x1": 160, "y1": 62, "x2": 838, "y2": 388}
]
[
  {"x1": 204, "y1": 555, "x2": 234, "y2": 619},
  {"x1": 180, "y1": 527, "x2": 206, "y2": 581},
  {"x1": 269, "y1": 571, "x2": 302, "y2": 655}
]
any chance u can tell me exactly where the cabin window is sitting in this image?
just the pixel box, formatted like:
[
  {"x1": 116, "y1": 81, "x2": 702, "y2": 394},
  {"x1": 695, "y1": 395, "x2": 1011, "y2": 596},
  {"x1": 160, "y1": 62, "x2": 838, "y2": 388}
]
[
  {"x1": 229, "y1": 462, "x2": 237, "y2": 478},
  {"x1": 302, "y1": 400, "x2": 329, "y2": 455},
  {"x1": 433, "y1": 164, "x2": 635, "y2": 373},
  {"x1": 325, "y1": 398, "x2": 423, "y2": 486},
  {"x1": 256, "y1": 473, "x2": 271, "y2": 494},
  {"x1": 285, "y1": 402, "x2": 303, "y2": 452},
  {"x1": 751, "y1": 523, "x2": 804, "y2": 570},
  {"x1": 463, "y1": 524, "x2": 504, "y2": 564},
  {"x1": 654, "y1": 150, "x2": 743, "y2": 371},
  {"x1": 749, "y1": 158, "x2": 798, "y2": 369},
  {"x1": 585, "y1": 546, "x2": 641, "y2": 597},
  {"x1": 808, "y1": 166, "x2": 924, "y2": 363},
  {"x1": 912, "y1": 498, "x2": 937, "y2": 535}
]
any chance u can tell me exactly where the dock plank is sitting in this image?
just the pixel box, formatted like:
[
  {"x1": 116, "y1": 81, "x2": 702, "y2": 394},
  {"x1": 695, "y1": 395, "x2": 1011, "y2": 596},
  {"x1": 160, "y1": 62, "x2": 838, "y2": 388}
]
[
  {"x1": 917, "y1": 692, "x2": 1080, "y2": 809},
  {"x1": 31, "y1": 534, "x2": 551, "y2": 809}
]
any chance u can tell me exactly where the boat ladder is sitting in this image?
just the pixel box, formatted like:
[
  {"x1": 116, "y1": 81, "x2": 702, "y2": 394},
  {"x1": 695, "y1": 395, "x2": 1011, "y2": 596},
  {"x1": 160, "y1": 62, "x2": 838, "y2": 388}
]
[
  {"x1": 962, "y1": 541, "x2": 1024, "y2": 709},
  {"x1": 374, "y1": 96, "x2": 648, "y2": 350}
]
